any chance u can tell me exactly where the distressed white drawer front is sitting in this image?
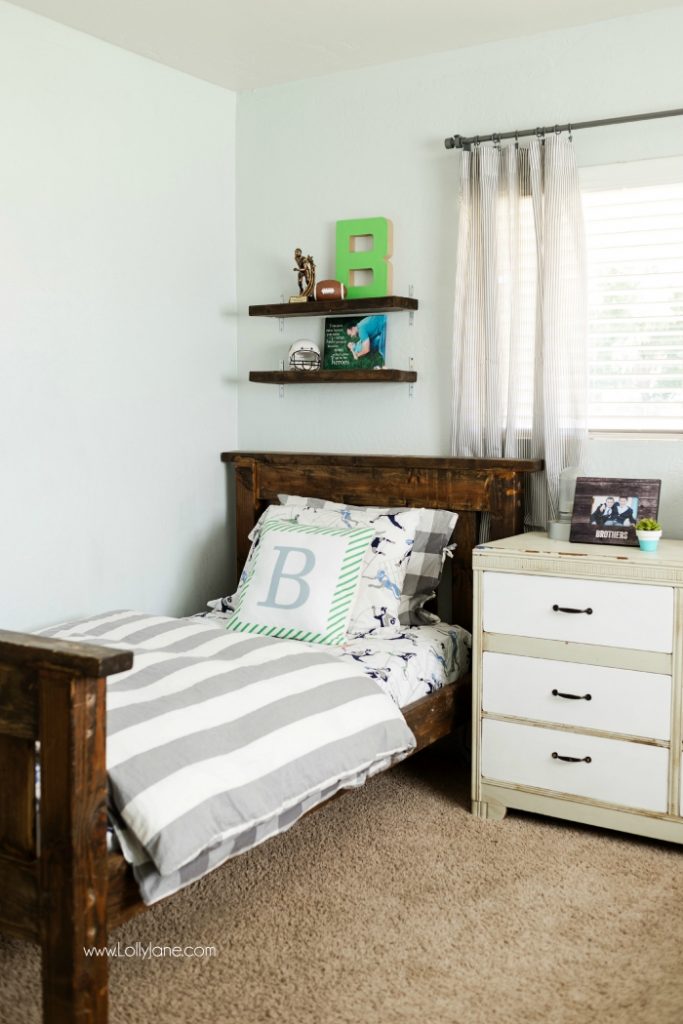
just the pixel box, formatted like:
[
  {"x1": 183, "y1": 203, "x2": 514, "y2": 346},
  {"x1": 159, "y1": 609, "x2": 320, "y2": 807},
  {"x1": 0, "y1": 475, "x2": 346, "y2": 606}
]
[
  {"x1": 483, "y1": 652, "x2": 672, "y2": 740},
  {"x1": 481, "y1": 719, "x2": 669, "y2": 813},
  {"x1": 483, "y1": 572, "x2": 674, "y2": 653}
]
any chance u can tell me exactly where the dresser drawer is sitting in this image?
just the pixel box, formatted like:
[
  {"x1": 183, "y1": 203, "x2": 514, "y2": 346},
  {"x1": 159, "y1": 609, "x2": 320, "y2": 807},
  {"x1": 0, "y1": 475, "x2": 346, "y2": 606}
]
[
  {"x1": 483, "y1": 652, "x2": 671, "y2": 740},
  {"x1": 483, "y1": 572, "x2": 674, "y2": 653},
  {"x1": 481, "y1": 719, "x2": 669, "y2": 813}
]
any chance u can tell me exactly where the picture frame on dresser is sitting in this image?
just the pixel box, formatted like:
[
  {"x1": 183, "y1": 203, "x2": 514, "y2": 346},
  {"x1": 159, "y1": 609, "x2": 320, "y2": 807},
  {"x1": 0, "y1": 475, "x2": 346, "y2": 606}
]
[{"x1": 569, "y1": 476, "x2": 661, "y2": 547}]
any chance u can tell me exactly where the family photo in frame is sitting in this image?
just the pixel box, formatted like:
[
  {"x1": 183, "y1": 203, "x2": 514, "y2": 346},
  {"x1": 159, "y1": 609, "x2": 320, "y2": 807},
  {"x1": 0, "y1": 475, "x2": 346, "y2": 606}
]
[{"x1": 569, "y1": 477, "x2": 661, "y2": 547}]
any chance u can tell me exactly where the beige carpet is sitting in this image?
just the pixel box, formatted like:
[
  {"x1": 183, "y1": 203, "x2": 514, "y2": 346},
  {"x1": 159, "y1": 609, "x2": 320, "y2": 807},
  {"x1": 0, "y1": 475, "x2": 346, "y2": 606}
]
[{"x1": 2, "y1": 742, "x2": 682, "y2": 1024}]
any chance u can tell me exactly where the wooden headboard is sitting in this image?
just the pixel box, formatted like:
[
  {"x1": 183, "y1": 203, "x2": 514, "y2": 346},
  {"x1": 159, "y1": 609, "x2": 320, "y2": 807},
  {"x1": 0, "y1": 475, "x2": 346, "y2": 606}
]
[{"x1": 221, "y1": 452, "x2": 542, "y2": 632}]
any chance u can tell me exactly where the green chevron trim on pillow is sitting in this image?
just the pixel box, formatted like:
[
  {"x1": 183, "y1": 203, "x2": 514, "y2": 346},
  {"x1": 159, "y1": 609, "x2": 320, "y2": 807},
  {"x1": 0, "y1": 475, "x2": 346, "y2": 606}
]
[{"x1": 224, "y1": 520, "x2": 375, "y2": 645}]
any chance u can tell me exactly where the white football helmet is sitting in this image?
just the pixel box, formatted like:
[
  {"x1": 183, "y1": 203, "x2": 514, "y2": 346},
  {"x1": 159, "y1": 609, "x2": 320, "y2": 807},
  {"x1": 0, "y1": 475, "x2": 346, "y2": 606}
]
[{"x1": 288, "y1": 340, "x2": 321, "y2": 370}]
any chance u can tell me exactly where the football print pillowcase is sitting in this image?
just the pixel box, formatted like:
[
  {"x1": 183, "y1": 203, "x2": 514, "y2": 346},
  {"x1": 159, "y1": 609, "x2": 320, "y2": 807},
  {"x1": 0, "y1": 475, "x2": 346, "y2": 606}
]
[{"x1": 294, "y1": 506, "x2": 421, "y2": 636}]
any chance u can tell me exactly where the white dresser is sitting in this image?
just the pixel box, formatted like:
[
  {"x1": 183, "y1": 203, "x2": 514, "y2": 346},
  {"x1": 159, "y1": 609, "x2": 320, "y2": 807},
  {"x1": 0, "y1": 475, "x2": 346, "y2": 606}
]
[{"x1": 471, "y1": 533, "x2": 683, "y2": 843}]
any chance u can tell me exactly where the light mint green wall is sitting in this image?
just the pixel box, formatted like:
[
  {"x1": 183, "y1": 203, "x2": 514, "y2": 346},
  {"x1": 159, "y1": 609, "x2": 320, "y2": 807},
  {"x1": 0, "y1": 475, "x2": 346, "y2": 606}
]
[
  {"x1": 236, "y1": 6, "x2": 683, "y2": 539},
  {"x1": 0, "y1": 3, "x2": 238, "y2": 629}
]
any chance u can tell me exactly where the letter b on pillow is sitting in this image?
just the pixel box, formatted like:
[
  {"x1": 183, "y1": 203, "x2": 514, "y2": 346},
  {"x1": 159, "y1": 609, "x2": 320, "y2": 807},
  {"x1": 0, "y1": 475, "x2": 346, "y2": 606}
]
[
  {"x1": 257, "y1": 546, "x2": 316, "y2": 610},
  {"x1": 226, "y1": 521, "x2": 375, "y2": 645}
]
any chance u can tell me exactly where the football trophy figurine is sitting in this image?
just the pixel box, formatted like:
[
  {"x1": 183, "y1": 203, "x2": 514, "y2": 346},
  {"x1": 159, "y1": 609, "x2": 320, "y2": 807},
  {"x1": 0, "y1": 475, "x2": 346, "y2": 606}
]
[{"x1": 289, "y1": 248, "x2": 316, "y2": 303}]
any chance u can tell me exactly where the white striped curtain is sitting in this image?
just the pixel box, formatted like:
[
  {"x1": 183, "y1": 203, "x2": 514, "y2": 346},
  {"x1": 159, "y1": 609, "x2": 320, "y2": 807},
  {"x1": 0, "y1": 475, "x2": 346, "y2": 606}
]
[{"x1": 451, "y1": 134, "x2": 588, "y2": 529}]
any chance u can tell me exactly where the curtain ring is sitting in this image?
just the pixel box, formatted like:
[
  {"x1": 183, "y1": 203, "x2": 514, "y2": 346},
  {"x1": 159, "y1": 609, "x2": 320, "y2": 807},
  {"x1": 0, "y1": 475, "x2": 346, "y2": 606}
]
[
  {"x1": 493, "y1": 133, "x2": 501, "y2": 150},
  {"x1": 568, "y1": 123, "x2": 573, "y2": 142},
  {"x1": 474, "y1": 135, "x2": 480, "y2": 147},
  {"x1": 554, "y1": 124, "x2": 561, "y2": 135},
  {"x1": 514, "y1": 130, "x2": 519, "y2": 150}
]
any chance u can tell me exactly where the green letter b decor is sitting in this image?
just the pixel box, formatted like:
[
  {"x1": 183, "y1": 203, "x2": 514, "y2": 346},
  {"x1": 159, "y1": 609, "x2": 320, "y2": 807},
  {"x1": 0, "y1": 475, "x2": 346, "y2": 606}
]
[{"x1": 335, "y1": 217, "x2": 393, "y2": 298}]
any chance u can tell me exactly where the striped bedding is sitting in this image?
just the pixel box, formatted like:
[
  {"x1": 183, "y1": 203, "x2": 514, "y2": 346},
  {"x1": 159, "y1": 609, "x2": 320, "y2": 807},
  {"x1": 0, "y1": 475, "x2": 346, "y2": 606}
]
[{"x1": 40, "y1": 611, "x2": 417, "y2": 904}]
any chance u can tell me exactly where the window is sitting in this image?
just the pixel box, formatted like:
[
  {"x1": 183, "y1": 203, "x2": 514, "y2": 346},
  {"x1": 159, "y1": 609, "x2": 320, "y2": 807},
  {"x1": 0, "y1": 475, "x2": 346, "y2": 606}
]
[{"x1": 580, "y1": 158, "x2": 683, "y2": 433}]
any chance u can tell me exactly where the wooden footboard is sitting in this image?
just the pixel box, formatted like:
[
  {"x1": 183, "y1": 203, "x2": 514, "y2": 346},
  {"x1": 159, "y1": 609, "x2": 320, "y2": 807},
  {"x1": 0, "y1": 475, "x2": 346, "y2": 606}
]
[{"x1": 0, "y1": 631, "x2": 132, "y2": 1024}]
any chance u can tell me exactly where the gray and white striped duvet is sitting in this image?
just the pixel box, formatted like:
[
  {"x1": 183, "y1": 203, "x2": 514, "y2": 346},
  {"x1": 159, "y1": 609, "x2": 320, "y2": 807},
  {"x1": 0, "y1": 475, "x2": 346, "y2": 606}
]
[{"x1": 40, "y1": 611, "x2": 416, "y2": 904}]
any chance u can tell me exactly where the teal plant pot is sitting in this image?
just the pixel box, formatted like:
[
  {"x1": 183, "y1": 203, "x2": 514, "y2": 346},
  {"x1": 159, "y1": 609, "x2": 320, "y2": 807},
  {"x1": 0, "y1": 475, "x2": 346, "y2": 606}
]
[{"x1": 636, "y1": 530, "x2": 662, "y2": 552}]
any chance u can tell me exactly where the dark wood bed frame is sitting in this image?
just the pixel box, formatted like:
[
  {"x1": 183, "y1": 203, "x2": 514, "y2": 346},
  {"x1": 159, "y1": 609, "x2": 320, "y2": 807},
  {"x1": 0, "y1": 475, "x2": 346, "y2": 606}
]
[{"x1": 0, "y1": 451, "x2": 541, "y2": 1023}]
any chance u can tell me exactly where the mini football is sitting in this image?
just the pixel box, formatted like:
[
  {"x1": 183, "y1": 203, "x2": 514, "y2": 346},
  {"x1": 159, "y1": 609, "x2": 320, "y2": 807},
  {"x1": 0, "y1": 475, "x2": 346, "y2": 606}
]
[{"x1": 314, "y1": 279, "x2": 347, "y2": 301}]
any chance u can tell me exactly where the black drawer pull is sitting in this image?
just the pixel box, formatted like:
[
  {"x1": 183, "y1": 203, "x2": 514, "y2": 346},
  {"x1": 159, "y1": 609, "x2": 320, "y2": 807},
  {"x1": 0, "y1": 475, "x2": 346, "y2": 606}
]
[
  {"x1": 552, "y1": 752, "x2": 592, "y2": 764},
  {"x1": 552, "y1": 604, "x2": 593, "y2": 615},
  {"x1": 552, "y1": 688, "x2": 592, "y2": 701}
]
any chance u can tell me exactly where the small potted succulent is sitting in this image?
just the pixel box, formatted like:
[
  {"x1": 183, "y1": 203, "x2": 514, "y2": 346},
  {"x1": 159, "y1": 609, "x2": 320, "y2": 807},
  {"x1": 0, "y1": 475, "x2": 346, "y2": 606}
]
[{"x1": 635, "y1": 518, "x2": 662, "y2": 552}]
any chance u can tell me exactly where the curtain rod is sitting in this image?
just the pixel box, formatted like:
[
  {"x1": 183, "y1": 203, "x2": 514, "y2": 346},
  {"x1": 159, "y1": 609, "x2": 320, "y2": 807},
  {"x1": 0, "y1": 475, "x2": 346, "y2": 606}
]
[{"x1": 443, "y1": 106, "x2": 683, "y2": 150}]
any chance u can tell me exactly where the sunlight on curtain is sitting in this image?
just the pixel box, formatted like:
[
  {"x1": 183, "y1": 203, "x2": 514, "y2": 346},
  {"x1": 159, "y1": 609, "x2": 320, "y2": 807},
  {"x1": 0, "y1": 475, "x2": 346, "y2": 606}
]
[{"x1": 451, "y1": 135, "x2": 587, "y2": 528}]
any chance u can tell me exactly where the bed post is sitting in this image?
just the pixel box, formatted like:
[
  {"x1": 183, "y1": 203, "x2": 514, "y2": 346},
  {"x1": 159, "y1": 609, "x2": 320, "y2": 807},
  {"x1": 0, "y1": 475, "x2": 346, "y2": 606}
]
[
  {"x1": 40, "y1": 667, "x2": 111, "y2": 1023},
  {"x1": 232, "y1": 456, "x2": 260, "y2": 574},
  {"x1": 0, "y1": 631, "x2": 132, "y2": 1024},
  {"x1": 488, "y1": 470, "x2": 525, "y2": 540}
]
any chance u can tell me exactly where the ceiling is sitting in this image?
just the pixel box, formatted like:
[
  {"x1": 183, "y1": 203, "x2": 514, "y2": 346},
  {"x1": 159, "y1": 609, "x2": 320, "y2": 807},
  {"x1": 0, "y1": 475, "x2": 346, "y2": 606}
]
[{"x1": 8, "y1": 0, "x2": 680, "y2": 91}]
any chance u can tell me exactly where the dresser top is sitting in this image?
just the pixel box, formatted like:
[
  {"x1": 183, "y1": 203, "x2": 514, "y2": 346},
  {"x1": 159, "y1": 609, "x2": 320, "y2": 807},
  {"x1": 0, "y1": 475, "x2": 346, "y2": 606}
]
[{"x1": 475, "y1": 532, "x2": 683, "y2": 573}]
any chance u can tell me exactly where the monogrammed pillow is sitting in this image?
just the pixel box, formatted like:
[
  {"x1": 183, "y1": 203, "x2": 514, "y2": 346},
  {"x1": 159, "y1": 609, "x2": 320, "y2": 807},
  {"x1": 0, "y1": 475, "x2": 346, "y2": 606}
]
[
  {"x1": 208, "y1": 503, "x2": 420, "y2": 636},
  {"x1": 224, "y1": 520, "x2": 374, "y2": 645}
]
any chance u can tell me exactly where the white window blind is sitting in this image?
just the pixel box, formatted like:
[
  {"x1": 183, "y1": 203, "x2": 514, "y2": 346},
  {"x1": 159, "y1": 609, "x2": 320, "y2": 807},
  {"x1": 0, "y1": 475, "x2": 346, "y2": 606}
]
[{"x1": 581, "y1": 160, "x2": 683, "y2": 433}]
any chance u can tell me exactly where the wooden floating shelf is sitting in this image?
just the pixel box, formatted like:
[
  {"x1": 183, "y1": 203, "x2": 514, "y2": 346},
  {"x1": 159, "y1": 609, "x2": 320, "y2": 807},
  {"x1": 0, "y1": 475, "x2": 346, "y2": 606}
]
[
  {"x1": 249, "y1": 370, "x2": 417, "y2": 385},
  {"x1": 249, "y1": 296, "x2": 418, "y2": 317}
]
